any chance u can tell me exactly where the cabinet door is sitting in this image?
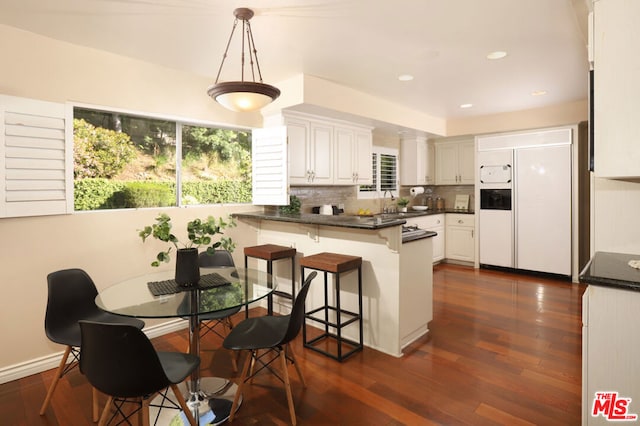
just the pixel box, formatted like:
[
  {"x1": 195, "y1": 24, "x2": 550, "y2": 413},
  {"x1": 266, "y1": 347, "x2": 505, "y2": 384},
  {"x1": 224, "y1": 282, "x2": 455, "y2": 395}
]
[
  {"x1": 407, "y1": 214, "x2": 444, "y2": 263},
  {"x1": 354, "y1": 130, "x2": 373, "y2": 184},
  {"x1": 431, "y1": 225, "x2": 445, "y2": 262},
  {"x1": 445, "y1": 225, "x2": 474, "y2": 261},
  {"x1": 400, "y1": 137, "x2": 428, "y2": 185},
  {"x1": 593, "y1": 0, "x2": 640, "y2": 177},
  {"x1": 334, "y1": 127, "x2": 356, "y2": 184},
  {"x1": 445, "y1": 214, "x2": 475, "y2": 262},
  {"x1": 435, "y1": 143, "x2": 459, "y2": 185},
  {"x1": 287, "y1": 119, "x2": 310, "y2": 184},
  {"x1": 309, "y1": 122, "x2": 333, "y2": 184},
  {"x1": 425, "y1": 142, "x2": 435, "y2": 184},
  {"x1": 458, "y1": 141, "x2": 475, "y2": 184}
]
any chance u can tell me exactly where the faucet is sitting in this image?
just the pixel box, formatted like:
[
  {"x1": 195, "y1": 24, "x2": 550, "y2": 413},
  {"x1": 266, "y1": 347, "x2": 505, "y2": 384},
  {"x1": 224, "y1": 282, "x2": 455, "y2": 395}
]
[{"x1": 382, "y1": 190, "x2": 396, "y2": 213}]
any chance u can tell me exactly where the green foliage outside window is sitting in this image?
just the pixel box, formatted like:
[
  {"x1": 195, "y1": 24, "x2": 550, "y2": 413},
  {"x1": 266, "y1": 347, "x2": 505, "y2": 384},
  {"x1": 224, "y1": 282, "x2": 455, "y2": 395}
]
[
  {"x1": 73, "y1": 119, "x2": 137, "y2": 179},
  {"x1": 73, "y1": 107, "x2": 252, "y2": 210}
]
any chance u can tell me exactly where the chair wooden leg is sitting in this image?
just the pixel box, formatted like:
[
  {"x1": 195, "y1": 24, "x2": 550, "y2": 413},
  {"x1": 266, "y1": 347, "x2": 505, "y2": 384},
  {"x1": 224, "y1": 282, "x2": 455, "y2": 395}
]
[
  {"x1": 287, "y1": 344, "x2": 306, "y2": 388},
  {"x1": 280, "y1": 349, "x2": 297, "y2": 426},
  {"x1": 92, "y1": 387, "x2": 100, "y2": 422},
  {"x1": 224, "y1": 318, "x2": 239, "y2": 372},
  {"x1": 140, "y1": 396, "x2": 149, "y2": 426},
  {"x1": 39, "y1": 345, "x2": 71, "y2": 415},
  {"x1": 230, "y1": 350, "x2": 252, "y2": 422},
  {"x1": 171, "y1": 384, "x2": 197, "y2": 426},
  {"x1": 97, "y1": 396, "x2": 113, "y2": 426}
]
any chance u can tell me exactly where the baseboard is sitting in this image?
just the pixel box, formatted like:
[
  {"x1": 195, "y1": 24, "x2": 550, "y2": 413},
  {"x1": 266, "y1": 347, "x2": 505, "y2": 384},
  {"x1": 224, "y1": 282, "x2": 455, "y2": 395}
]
[{"x1": 0, "y1": 319, "x2": 187, "y2": 385}]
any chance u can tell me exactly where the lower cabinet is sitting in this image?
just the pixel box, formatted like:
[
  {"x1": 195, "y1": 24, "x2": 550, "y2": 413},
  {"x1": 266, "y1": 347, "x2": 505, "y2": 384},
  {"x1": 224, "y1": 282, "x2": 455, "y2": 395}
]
[
  {"x1": 445, "y1": 213, "x2": 475, "y2": 263},
  {"x1": 406, "y1": 214, "x2": 445, "y2": 263}
]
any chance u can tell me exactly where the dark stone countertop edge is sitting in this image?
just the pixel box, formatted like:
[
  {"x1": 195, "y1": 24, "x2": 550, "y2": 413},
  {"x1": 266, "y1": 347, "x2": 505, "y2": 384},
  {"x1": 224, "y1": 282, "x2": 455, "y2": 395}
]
[
  {"x1": 233, "y1": 209, "x2": 473, "y2": 228},
  {"x1": 579, "y1": 251, "x2": 640, "y2": 292},
  {"x1": 232, "y1": 211, "x2": 405, "y2": 230}
]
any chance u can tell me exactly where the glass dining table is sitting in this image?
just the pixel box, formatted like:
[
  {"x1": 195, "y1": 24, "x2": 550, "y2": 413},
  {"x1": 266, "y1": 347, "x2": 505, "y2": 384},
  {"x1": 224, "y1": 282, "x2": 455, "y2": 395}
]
[{"x1": 95, "y1": 266, "x2": 277, "y2": 425}]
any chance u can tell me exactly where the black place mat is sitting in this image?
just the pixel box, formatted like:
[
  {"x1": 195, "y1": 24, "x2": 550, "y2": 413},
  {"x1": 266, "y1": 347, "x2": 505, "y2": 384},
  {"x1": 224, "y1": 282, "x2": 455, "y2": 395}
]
[{"x1": 147, "y1": 272, "x2": 231, "y2": 296}]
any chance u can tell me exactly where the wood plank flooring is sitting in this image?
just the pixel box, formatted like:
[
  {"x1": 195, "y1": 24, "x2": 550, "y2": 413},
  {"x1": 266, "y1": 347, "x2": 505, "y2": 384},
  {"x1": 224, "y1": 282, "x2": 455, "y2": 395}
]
[{"x1": 1, "y1": 264, "x2": 586, "y2": 425}]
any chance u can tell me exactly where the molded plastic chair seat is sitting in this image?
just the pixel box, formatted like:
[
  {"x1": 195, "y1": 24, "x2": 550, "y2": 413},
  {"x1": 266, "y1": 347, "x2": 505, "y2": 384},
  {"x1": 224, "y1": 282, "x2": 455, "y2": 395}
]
[
  {"x1": 79, "y1": 320, "x2": 199, "y2": 426},
  {"x1": 223, "y1": 271, "x2": 317, "y2": 425},
  {"x1": 40, "y1": 268, "x2": 145, "y2": 420}
]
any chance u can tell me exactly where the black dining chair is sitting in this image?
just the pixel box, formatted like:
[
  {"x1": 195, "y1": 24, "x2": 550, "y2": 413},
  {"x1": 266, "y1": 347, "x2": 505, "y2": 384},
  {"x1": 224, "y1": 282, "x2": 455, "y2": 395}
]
[
  {"x1": 222, "y1": 271, "x2": 317, "y2": 425},
  {"x1": 79, "y1": 320, "x2": 199, "y2": 426},
  {"x1": 39, "y1": 268, "x2": 145, "y2": 421}
]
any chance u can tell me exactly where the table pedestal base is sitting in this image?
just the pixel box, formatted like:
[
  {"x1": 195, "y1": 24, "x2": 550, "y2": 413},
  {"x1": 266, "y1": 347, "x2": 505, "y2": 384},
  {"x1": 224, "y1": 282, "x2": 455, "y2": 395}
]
[{"x1": 149, "y1": 377, "x2": 241, "y2": 425}]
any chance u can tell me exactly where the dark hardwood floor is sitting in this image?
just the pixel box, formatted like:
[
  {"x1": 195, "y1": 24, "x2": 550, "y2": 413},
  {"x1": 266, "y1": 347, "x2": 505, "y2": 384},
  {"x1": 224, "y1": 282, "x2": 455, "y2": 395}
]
[{"x1": 1, "y1": 264, "x2": 586, "y2": 425}]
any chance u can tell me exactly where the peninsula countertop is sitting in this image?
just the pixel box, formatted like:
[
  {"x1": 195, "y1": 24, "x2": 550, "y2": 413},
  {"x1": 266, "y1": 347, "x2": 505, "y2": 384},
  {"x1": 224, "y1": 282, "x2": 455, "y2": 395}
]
[
  {"x1": 579, "y1": 251, "x2": 640, "y2": 292},
  {"x1": 232, "y1": 209, "x2": 473, "y2": 231}
]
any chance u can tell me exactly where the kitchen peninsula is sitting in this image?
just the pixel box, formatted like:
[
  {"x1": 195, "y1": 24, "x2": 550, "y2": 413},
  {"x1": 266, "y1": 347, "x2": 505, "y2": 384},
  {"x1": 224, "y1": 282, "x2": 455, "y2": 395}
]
[{"x1": 233, "y1": 211, "x2": 436, "y2": 357}]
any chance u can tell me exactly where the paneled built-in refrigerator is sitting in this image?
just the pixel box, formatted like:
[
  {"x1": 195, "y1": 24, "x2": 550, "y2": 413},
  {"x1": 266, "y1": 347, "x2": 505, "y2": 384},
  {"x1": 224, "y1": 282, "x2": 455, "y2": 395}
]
[{"x1": 478, "y1": 128, "x2": 572, "y2": 277}]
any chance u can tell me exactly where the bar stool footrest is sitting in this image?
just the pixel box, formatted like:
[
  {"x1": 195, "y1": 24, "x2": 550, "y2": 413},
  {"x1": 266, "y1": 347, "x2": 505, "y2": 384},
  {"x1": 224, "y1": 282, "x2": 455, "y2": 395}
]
[
  {"x1": 305, "y1": 306, "x2": 360, "y2": 329},
  {"x1": 304, "y1": 332, "x2": 363, "y2": 361}
]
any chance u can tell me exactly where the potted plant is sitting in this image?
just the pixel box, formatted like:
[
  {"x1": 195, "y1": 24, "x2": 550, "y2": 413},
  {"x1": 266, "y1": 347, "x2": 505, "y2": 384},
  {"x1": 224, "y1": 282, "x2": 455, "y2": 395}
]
[
  {"x1": 138, "y1": 213, "x2": 236, "y2": 286},
  {"x1": 396, "y1": 197, "x2": 410, "y2": 212}
]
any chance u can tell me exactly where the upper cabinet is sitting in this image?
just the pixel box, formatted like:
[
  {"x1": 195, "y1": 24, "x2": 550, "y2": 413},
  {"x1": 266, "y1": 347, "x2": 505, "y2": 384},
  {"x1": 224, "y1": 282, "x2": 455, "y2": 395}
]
[
  {"x1": 435, "y1": 138, "x2": 475, "y2": 185},
  {"x1": 283, "y1": 112, "x2": 372, "y2": 186},
  {"x1": 334, "y1": 126, "x2": 373, "y2": 185},
  {"x1": 400, "y1": 136, "x2": 434, "y2": 185},
  {"x1": 593, "y1": 0, "x2": 640, "y2": 178}
]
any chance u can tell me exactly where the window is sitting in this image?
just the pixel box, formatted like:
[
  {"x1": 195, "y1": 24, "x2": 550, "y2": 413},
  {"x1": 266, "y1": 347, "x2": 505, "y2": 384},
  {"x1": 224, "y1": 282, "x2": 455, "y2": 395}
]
[
  {"x1": 358, "y1": 146, "x2": 398, "y2": 199},
  {"x1": 73, "y1": 107, "x2": 251, "y2": 211}
]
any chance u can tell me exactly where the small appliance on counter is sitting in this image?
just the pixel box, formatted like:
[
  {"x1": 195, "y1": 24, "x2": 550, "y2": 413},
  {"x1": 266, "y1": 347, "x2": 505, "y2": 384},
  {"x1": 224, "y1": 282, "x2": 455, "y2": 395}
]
[{"x1": 312, "y1": 205, "x2": 344, "y2": 215}]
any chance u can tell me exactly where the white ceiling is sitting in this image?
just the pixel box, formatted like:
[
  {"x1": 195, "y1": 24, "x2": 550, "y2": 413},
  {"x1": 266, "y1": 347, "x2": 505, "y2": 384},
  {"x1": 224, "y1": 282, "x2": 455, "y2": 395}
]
[{"x1": 0, "y1": 0, "x2": 590, "y2": 121}]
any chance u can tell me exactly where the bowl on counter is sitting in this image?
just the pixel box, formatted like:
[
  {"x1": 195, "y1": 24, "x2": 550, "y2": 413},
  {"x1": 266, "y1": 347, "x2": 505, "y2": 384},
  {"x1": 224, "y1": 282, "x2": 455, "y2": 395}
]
[{"x1": 411, "y1": 206, "x2": 429, "y2": 211}]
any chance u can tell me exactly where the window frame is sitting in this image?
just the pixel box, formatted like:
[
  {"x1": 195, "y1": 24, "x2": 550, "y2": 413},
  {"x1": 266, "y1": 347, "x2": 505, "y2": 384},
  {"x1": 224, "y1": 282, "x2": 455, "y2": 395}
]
[
  {"x1": 358, "y1": 146, "x2": 399, "y2": 199},
  {"x1": 71, "y1": 102, "x2": 253, "y2": 211}
]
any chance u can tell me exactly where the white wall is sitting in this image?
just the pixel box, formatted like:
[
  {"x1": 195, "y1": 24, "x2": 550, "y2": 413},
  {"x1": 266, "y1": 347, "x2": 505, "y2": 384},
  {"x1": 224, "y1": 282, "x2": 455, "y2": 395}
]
[{"x1": 0, "y1": 24, "x2": 262, "y2": 379}]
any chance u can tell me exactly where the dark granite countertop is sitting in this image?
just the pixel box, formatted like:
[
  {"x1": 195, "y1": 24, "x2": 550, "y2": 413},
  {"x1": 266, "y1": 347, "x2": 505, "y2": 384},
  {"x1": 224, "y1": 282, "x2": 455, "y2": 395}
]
[
  {"x1": 579, "y1": 251, "x2": 640, "y2": 292},
  {"x1": 233, "y1": 209, "x2": 473, "y2": 231},
  {"x1": 233, "y1": 211, "x2": 407, "y2": 230}
]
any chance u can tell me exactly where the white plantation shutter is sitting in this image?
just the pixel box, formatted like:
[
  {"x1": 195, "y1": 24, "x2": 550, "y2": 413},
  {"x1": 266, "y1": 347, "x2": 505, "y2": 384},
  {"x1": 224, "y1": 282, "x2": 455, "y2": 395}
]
[
  {"x1": 0, "y1": 95, "x2": 72, "y2": 217},
  {"x1": 251, "y1": 126, "x2": 289, "y2": 205}
]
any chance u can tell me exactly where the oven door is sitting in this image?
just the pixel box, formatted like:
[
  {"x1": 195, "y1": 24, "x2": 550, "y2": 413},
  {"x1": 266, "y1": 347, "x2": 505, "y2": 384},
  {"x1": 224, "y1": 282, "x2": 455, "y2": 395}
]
[{"x1": 480, "y1": 189, "x2": 512, "y2": 210}]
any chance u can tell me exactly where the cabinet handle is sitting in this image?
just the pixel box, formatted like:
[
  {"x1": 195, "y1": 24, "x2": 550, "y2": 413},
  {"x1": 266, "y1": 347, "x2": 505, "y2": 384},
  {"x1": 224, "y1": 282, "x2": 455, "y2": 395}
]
[
  {"x1": 458, "y1": 219, "x2": 463, "y2": 224},
  {"x1": 471, "y1": 229, "x2": 474, "y2": 239}
]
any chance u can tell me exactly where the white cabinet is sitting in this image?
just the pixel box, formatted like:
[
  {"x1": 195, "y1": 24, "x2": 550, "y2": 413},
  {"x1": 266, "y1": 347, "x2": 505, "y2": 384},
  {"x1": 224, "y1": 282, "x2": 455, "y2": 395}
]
[
  {"x1": 400, "y1": 137, "x2": 434, "y2": 185},
  {"x1": 334, "y1": 126, "x2": 373, "y2": 185},
  {"x1": 592, "y1": 0, "x2": 640, "y2": 178},
  {"x1": 445, "y1": 213, "x2": 475, "y2": 263},
  {"x1": 435, "y1": 139, "x2": 475, "y2": 185},
  {"x1": 408, "y1": 214, "x2": 445, "y2": 263},
  {"x1": 284, "y1": 112, "x2": 372, "y2": 185},
  {"x1": 582, "y1": 285, "x2": 640, "y2": 425},
  {"x1": 289, "y1": 119, "x2": 333, "y2": 185}
]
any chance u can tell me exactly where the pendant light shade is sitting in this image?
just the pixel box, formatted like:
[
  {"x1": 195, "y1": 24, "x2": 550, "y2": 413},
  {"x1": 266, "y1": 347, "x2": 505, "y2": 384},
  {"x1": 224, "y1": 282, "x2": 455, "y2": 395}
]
[{"x1": 207, "y1": 8, "x2": 280, "y2": 112}]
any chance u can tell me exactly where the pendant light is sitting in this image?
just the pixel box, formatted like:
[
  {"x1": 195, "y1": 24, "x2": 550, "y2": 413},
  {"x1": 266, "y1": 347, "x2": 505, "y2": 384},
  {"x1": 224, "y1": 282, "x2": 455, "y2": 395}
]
[{"x1": 207, "y1": 8, "x2": 281, "y2": 112}]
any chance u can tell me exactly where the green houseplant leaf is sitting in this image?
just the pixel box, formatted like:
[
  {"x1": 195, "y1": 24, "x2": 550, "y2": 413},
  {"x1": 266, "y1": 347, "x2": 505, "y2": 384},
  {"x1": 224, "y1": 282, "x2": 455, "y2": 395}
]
[{"x1": 139, "y1": 213, "x2": 236, "y2": 266}]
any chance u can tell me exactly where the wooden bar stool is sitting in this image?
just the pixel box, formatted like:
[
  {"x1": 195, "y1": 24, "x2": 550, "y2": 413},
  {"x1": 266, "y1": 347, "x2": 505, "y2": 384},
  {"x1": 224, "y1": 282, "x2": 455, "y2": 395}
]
[
  {"x1": 244, "y1": 244, "x2": 297, "y2": 316},
  {"x1": 300, "y1": 252, "x2": 363, "y2": 361}
]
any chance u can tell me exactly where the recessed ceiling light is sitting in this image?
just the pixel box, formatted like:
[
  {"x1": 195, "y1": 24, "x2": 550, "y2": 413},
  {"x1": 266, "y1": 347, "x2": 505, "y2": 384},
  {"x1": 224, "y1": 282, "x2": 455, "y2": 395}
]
[
  {"x1": 460, "y1": 103, "x2": 473, "y2": 109},
  {"x1": 487, "y1": 51, "x2": 508, "y2": 60},
  {"x1": 398, "y1": 74, "x2": 414, "y2": 81},
  {"x1": 531, "y1": 90, "x2": 547, "y2": 96}
]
